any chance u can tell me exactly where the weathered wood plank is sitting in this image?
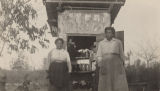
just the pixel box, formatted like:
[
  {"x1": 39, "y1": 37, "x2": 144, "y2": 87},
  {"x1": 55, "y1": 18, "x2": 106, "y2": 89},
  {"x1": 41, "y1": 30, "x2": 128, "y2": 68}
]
[{"x1": 45, "y1": 0, "x2": 125, "y2": 5}]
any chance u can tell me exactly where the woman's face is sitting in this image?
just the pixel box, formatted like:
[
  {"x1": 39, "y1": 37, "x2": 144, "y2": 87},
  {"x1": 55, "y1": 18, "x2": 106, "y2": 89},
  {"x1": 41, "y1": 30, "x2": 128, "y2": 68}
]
[
  {"x1": 55, "y1": 40, "x2": 63, "y2": 49},
  {"x1": 105, "y1": 29, "x2": 113, "y2": 40}
]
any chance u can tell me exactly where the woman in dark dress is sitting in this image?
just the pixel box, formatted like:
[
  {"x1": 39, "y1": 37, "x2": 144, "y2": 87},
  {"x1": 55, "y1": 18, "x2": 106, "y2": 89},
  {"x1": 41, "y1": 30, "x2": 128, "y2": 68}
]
[{"x1": 48, "y1": 38, "x2": 72, "y2": 91}]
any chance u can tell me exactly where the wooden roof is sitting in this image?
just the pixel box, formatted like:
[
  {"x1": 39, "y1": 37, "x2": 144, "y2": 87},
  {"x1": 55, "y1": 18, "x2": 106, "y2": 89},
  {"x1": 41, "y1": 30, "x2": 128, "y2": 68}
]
[{"x1": 43, "y1": 0, "x2": 125, "y2": 25}]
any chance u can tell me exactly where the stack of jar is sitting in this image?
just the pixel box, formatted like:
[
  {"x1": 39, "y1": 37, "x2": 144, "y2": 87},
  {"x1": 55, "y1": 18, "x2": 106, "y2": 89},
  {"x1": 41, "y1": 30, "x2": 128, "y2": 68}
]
[{"x1": 79, "y1": 64, "x2": 91, "y2": 71}]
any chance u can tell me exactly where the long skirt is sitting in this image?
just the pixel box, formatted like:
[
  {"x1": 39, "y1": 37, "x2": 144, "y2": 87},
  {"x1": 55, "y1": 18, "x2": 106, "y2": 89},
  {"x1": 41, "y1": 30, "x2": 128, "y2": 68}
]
[
  {"x1": 48, "y1": 61, "x2": 70, "y2": 91},
  {"x1": 98, "y1": 54, "x2": 129, "y2": 91}
]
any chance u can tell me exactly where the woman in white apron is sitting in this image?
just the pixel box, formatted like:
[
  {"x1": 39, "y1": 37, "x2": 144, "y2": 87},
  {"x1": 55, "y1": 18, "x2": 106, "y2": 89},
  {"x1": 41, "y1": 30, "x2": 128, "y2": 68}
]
[{"x1": 97, "y1": 27, "x2": 129, "y2": 91}]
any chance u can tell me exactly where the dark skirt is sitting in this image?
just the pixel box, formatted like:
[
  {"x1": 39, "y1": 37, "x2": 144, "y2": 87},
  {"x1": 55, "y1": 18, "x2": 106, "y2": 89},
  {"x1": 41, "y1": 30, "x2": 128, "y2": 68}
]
[{"x1": 48, "y1": 61, "x2": 70, "y2": 91}]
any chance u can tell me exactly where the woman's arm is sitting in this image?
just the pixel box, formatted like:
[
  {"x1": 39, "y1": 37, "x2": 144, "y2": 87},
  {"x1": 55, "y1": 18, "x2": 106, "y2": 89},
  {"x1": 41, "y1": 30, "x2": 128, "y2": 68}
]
[
  {"x1": 47, "y1": 50, "x2": 52, "y2": 70},
  {"x1": 96, "y1": 42, "x2": 102, "y2": 66},
  {"x1": 66, "y1": 52, "x2": 72, "y2": 73}
]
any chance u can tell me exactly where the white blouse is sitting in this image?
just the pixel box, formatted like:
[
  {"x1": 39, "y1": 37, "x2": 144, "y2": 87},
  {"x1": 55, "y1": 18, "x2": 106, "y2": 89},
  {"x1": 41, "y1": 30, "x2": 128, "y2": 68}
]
[{"x1": 48, "y1": 48, "x2": 72, "y2": 72}]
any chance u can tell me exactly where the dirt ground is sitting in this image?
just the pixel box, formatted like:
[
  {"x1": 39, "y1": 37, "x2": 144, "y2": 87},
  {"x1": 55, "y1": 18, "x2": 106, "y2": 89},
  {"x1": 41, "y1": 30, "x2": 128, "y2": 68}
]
[{"x1": 6, "y1": 84, "x2": 91, "y2": 91}]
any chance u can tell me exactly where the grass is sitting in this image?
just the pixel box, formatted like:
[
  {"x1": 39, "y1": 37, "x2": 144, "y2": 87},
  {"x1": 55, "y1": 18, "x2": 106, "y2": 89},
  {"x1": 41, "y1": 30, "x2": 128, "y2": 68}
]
[
  {"x1": 1, "y1": 70, "x2": 48, "y2": 91},
  {"x1": 3, "y1": 70, "x2": 47, "y2": 83}
]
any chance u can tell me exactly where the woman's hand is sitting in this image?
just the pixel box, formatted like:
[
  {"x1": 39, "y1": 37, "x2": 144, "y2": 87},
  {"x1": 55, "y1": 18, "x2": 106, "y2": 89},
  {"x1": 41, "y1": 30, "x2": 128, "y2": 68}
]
[
  {"x1": 122, "y1": 60, "x2": 125, "y2": 66},
  {"x1": 68, "y1": 71, "x2": 72, "y2": 74},
  {"x1": 97, "y1": 61, "x2": 101, "y2": 67}
]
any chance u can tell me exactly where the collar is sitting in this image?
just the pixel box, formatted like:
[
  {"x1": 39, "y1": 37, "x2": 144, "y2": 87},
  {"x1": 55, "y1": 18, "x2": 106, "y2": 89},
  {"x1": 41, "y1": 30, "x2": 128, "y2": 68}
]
[{"x1": 104, "y1": 38, "x2": 116, "y2": 42}]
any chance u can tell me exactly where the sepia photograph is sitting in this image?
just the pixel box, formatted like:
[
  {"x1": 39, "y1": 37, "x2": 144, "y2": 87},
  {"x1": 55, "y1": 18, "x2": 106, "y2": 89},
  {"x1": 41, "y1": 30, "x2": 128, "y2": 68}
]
[{"x1": 0, "y1": 0, "x2": 160, "y2": 91}]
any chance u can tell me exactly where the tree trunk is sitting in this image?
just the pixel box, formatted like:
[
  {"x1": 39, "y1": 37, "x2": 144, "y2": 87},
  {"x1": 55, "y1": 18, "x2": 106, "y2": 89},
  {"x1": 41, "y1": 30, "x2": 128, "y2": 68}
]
[
  {"x1": 0, "y1": 30, "x2": 8, "y2": 56},
  {"x1": 0, "y1": 41, "x2": 6, "y2": 56}
]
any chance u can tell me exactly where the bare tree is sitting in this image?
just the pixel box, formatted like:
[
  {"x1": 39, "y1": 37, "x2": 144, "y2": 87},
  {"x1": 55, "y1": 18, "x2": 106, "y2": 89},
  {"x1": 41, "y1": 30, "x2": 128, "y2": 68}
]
[
  {"x1": 125, "y1": 50, "x2": 133, "y2": 66},
  {"x1": 137, "y1": 41, "x2": 159, "y2": 67}
]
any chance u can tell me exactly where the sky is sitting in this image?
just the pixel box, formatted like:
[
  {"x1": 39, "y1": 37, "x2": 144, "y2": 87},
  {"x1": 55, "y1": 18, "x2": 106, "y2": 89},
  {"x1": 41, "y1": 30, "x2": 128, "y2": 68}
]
[
  {"x1": 113, "y1": 0, "x2": 160, "y2": 64},
  {"x1": 113, "y1": 0, "x2": 160, "y2": 52},
  {"x1": 0, "y1": 0, "x2": 160, "y2": 69}
]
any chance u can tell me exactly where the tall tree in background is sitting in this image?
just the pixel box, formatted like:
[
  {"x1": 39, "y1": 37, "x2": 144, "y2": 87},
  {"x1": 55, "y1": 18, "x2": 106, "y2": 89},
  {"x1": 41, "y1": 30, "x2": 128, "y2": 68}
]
[
  {"x1": 125, "y1": 50, "x2": 133, "y2": 66},
  {"x1": 137, "y1": 42, "x2": 159, "y2": 67},
  {"x1": 0, "y1": 0, "x2": 49, "y2": 56}
]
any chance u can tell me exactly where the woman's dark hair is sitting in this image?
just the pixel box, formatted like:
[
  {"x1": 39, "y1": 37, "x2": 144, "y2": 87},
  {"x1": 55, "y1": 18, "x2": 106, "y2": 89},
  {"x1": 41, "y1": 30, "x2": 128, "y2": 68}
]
[
  {"x1": 55, "y1": 38, "x2": 64, "y2": 44},
  {"x1": 104, "y1": 27, "x2": 116, "y2": 37}
]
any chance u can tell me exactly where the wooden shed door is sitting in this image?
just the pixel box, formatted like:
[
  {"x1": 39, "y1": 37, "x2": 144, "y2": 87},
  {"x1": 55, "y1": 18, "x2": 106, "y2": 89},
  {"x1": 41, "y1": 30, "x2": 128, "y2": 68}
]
[{"x1": 115, "y1": 31, "x2": 124, "y2": 48}]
